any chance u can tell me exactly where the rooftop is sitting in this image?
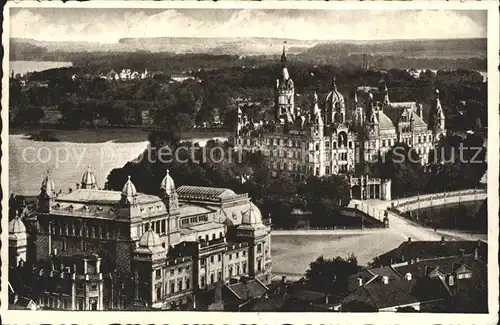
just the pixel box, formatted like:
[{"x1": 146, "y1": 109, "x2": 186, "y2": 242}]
[
  {"x1": 177, "y1": 186, "x2": 237, "y2": 200},
  {"x1": 225, "y1": 279, "x2": 268, "y2": 301},
  {"x1": 178, "y1": 204, "x2": 216, "y2": 217},
  {"x1": 56, "y1": 189, "x2": 160, "y2": 205}
]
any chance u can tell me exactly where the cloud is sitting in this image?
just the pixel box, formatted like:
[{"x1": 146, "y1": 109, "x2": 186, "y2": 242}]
[{"x1": 10, "y1": 9, "x2": 486, "y2": 43}]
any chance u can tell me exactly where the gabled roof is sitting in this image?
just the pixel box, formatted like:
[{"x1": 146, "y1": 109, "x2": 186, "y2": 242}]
[{"x1": 224, "y1": 279, "x2": 268, "y2": 301}]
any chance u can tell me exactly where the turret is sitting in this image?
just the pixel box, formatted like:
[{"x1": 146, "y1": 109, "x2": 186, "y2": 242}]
[
  {"x1": 325, "y1": 77, "x2": 346, "y2": 124},
  {"x1": 81, "y1": 165, "x2": 98, "y2": 189},
  {"x1": 121, "y1": 175, "x2": 138, "y2": 205},
  {"x1": 160, "y1": 169, "x2": 178, "y2": 213},
  {"x1": 37, "y1": 171, "x2": 56, "y2": 213},
  {"x1": 382, "y1": 81, "x2": 390, "y2": 106},
  {"x1": 275, "y1": 43, "x2": 295, "y2": 122}
]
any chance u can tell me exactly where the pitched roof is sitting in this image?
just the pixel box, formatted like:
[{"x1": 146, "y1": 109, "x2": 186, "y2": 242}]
[
  {"x1": 225, "y1": 279, "x2": 268, "y2": 301},
  {"x1": 375, "y1": 240, "x2": 486, "y2": 266},
  {"x1": 342, "y1": 275, "x2": 446, "y2": 310}
]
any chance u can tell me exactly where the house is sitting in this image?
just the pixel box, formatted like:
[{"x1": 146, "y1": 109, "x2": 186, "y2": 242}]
[
  {"x1": 372, "y1": 237, "x2": 486, "y2": 267},
  {"x1": 222, "y1": 277, "x2": 269, "y2": 311},
  {"x1": 106, "y1": 69, "x2": 119, "y2": 81},
  {"x1": 11, "y1": 296, "x2": 39, "y2": 310},
  {"x1": 120, "y1": 69, "x2": 132, "y2": 80},
  {"x1": 341, "y1": 250, "x2": 487, "y2": 313}
]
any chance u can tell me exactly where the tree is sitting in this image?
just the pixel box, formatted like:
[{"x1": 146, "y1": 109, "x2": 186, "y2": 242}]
[{"x1": 305, "y1": 254, "x2": 361, "y2": 294}]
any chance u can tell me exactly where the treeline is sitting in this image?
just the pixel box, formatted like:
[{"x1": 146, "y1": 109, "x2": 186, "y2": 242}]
[
  {"x1": 368, "y1": 133, "x2": 487, "y2": 198},
  {"x1": 10, "y1": 59, "x2": 486, "y2": 133}
]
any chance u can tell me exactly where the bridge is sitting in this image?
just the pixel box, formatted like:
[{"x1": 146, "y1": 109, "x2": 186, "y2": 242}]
[{"x1": 349, "y1": 189, "x2": 488, "y2": 242}]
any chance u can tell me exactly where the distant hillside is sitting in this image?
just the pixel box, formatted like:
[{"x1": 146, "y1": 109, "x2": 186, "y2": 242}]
[
  {"x1": 118, "y1": 37, "x2": 318, "y2": 55},
  {"x1": 301, "y1": 38, "x2": 487, "y2": 59}
]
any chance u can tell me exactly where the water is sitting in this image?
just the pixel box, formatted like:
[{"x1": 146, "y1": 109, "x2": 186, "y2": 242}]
[
  {"x1": 9, "y1": 134, "x2": 149, "y2": 197},
  {"x1": 8, "y1": 128, "x2": 229, "y2": 197},
  {"x1": 10, "y1": 61, "x2": 73, "y2": 76}
]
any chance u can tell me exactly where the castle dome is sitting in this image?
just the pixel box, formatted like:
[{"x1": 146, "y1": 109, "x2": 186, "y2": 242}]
[
  {"x1": 41, "y1": 172, "x2": 56, "y2": 197},
  {"x1": 325, "y1": 78, "x2": 345, "y2": 108},
  {"x1": 81, "y1": 166, "x2": 97, "y2": 189},
  {"x1": 9, "y1": 217, "x2": 27, "y2": 241},
  {"x1": 241, "y1": 202, "x2": 263, "y2": 225},
  {"x1": 160, "y1": 169, "x2": 176, "y2": 195},
  {"x1": 121, "y1": 175, "x2": 137, "y2": 199},
  {"x1": 139, "y1": 229, "x2": 162, "y2": 248}
]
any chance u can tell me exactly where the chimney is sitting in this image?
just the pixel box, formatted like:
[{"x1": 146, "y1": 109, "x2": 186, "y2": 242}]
[
  {"x1": 358, "y1": 277, "x2": 363, "y2": 287},
  {"x1": 474, "y1": 246, "x2": 479, "y2": 261},
  {"x1": 441, "y1": 236, "x2": 445, "y2": 244},
  {"x1": 69, "y1": 188, "x2": 73, "y2": 193},
  {"x1": 282, "y1": 276, "x2": 287, "y2": 284},
  {"x1": 405, "y1": 273, "x2": 412, "y2": 281},
  {"x1": 382, "y1": 276, "x2": 389, "y2": 284},
  {"x1": 408, "y1": 237, "x2": 412, "y2": 243},
  {"x1": 459, "y1": 248, "x2": 465, "y2": 259},
  {"x1": 76, "y1": 183, "x2": 80, "y2": 189}
]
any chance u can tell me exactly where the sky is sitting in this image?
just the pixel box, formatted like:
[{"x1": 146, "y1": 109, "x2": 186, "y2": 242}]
[{"x1": 10, "y1": 8, "x2": 487, "y2": 43}]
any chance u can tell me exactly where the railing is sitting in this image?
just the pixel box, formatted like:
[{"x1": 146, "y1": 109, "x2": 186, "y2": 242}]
[{"x1": 393, "y1": 189, "x2": 486, "y2": 208}]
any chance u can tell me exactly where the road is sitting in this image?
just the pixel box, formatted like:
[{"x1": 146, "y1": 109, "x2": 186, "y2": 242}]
[{"x1": 352, "y1": 192, "x2": 488, "y2": 243}]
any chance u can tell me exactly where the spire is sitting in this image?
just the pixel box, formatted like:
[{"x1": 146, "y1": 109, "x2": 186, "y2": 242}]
[
  {"x1": 281, "y1": 43, "x2": 287, "y2": 64},
  {"x1": 383, "y1": 81, "x2": 390, "y2": 105},
  {"x1": 332, "y1": 76, "x2": 337, "y2": 91},
  {"x1": 353, "y1": 90, "x2": 358, "y2": 105}
]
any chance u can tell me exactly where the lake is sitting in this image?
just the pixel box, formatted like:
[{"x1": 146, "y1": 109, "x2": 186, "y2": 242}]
[
  {"x1": 8, "y1": 128, "x2": 229, "y2": 196},
  {"x1": 10, "y1": 61, "x2": 73, "y2": 75}
]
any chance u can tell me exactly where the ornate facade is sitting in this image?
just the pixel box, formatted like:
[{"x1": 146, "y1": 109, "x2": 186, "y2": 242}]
[
  {"x1": 235, "y1": 47, "x2": 446, "y2": 200},
  {"x1": 10, "y1": 168, "x2": 272, "y2": 310}
]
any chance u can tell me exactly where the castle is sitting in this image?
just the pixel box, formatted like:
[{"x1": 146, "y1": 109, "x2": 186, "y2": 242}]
[
  {"x1": 235, "y1": 46, "x2": 446, "y2": 200},
  {"x1": 9, "y1": 168, "x2": 272, "y2": 310}
]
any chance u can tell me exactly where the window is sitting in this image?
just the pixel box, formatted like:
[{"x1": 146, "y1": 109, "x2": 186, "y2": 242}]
[
  {"x1": 210, "y1": 273, "x2": 215, "y2": 284},
  {"x1": 243, "y1": 262, "x2": 247, "y2": 274},
  {"x1": 325, "y1": 166, "x2": 330, "y2": 175},
  {"x1": 212, "y1": 234, "x2": 216, "y2": 240},
  {"x1": 91, "y1": 284, "x2": 98, "y2": 291},
  {"x1": 229, "y1": 266, "x2": 233, "y2": 277},
  {"x1": 200, "y1": 259, "x2": 206, "y2": 266},
  {"x1": 243, "y1": 251, "x2": 246, "y2": 257},
  {"x1": 236, "y1": 264, "x2": 240, "y2": 275},
  {"x1": 382, "y1": 140, "x2": 386, "y2": 147},
  {"x1": 178, "y1": 267, "x2": 182, "y2": 273},
  {"x1": 219, "y1": 232, "x2": 223, "y2": 238},
  {"x1": 218, "y1": 254, "x2": 222, "y2": 262},
  {"x1": 257, "y1": 260, "x2": 262, "y2": 272},
  {"x1": 178, "y1": 279, "x2": 183, "y2": 291},
  {"x1": 185, "y1": 278, "x2": 190, "y2": 290},
  {"x1": 229, "y1": 254, "x2": 232, "y2": 260},
  {"x1": 210, "y1": 256, "x2": 214, "y2": 263},
  {"x1": 200, "y1": 276, "x2": 206, "y2": 287},
  {"x1": 236, "y1": 252, "x2": 239, "y2": 259},
  {"x1": 161, "y1": 219, "x2": 166, "y2": 233},
  {"x1": 156, "y1": 269, "x2": 161, "y2": 279},
  {"x1": 315, "y1": 143, "x2": 320, "y2": 151},
  {"x1": 170, "y1": 269, "x2": 175, "y2": 275},
  {"x1": 170, "y1": 281, "x2": 175, "y2": 293},
  {"x1": 257, "y1": 244, "x2": 262, "y2": 253}
]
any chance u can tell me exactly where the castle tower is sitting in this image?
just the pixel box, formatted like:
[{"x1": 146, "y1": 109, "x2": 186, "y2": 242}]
[
  {"x1": 9, "y1": 213, "x2": 28, "y2": 267},
  {"x1": 81, "y1": 165, "x2": 98, "y2": 189},
  {"x1": 382, "y1": 81, "x2": 390, "y2": 106},
  {"x1": 37, "y1": 170, "x2": 56, "y2": 213},
  {"x1": 275, "y1": 44, "x2": 295, "y2": 122},
  {"x1": 431, "y1": 89, "x2": 446, "y2": 141},
  {"x1": 353, "y1": 90, "x2": 364, "y2": 127},
  {"x1": 236, "y1": 106, "x2": 243, "y2": 136},
  {"x1": 132, "y1": 229, "x2": 167, "y2": 306},
  {"x1": 311, "y1": 91, "x2": 324, "y2": 137},
  {"x1": 160, "y1": 169, "x2": 181, "y2": 248},
  {"x1": 121, "y1": 175, "x2": 138, "y2": 205},
  {"x1": 235, "y1": 202, "x2": 272, "y2": 284},
  {"x1": 325, "y1": 77, "x2": 346, "y2": 124}
]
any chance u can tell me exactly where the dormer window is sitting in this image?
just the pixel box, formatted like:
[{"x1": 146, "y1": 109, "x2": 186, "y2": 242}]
[{"x1": 68, "y1": 205, "x2": 74, "y2": 212}]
